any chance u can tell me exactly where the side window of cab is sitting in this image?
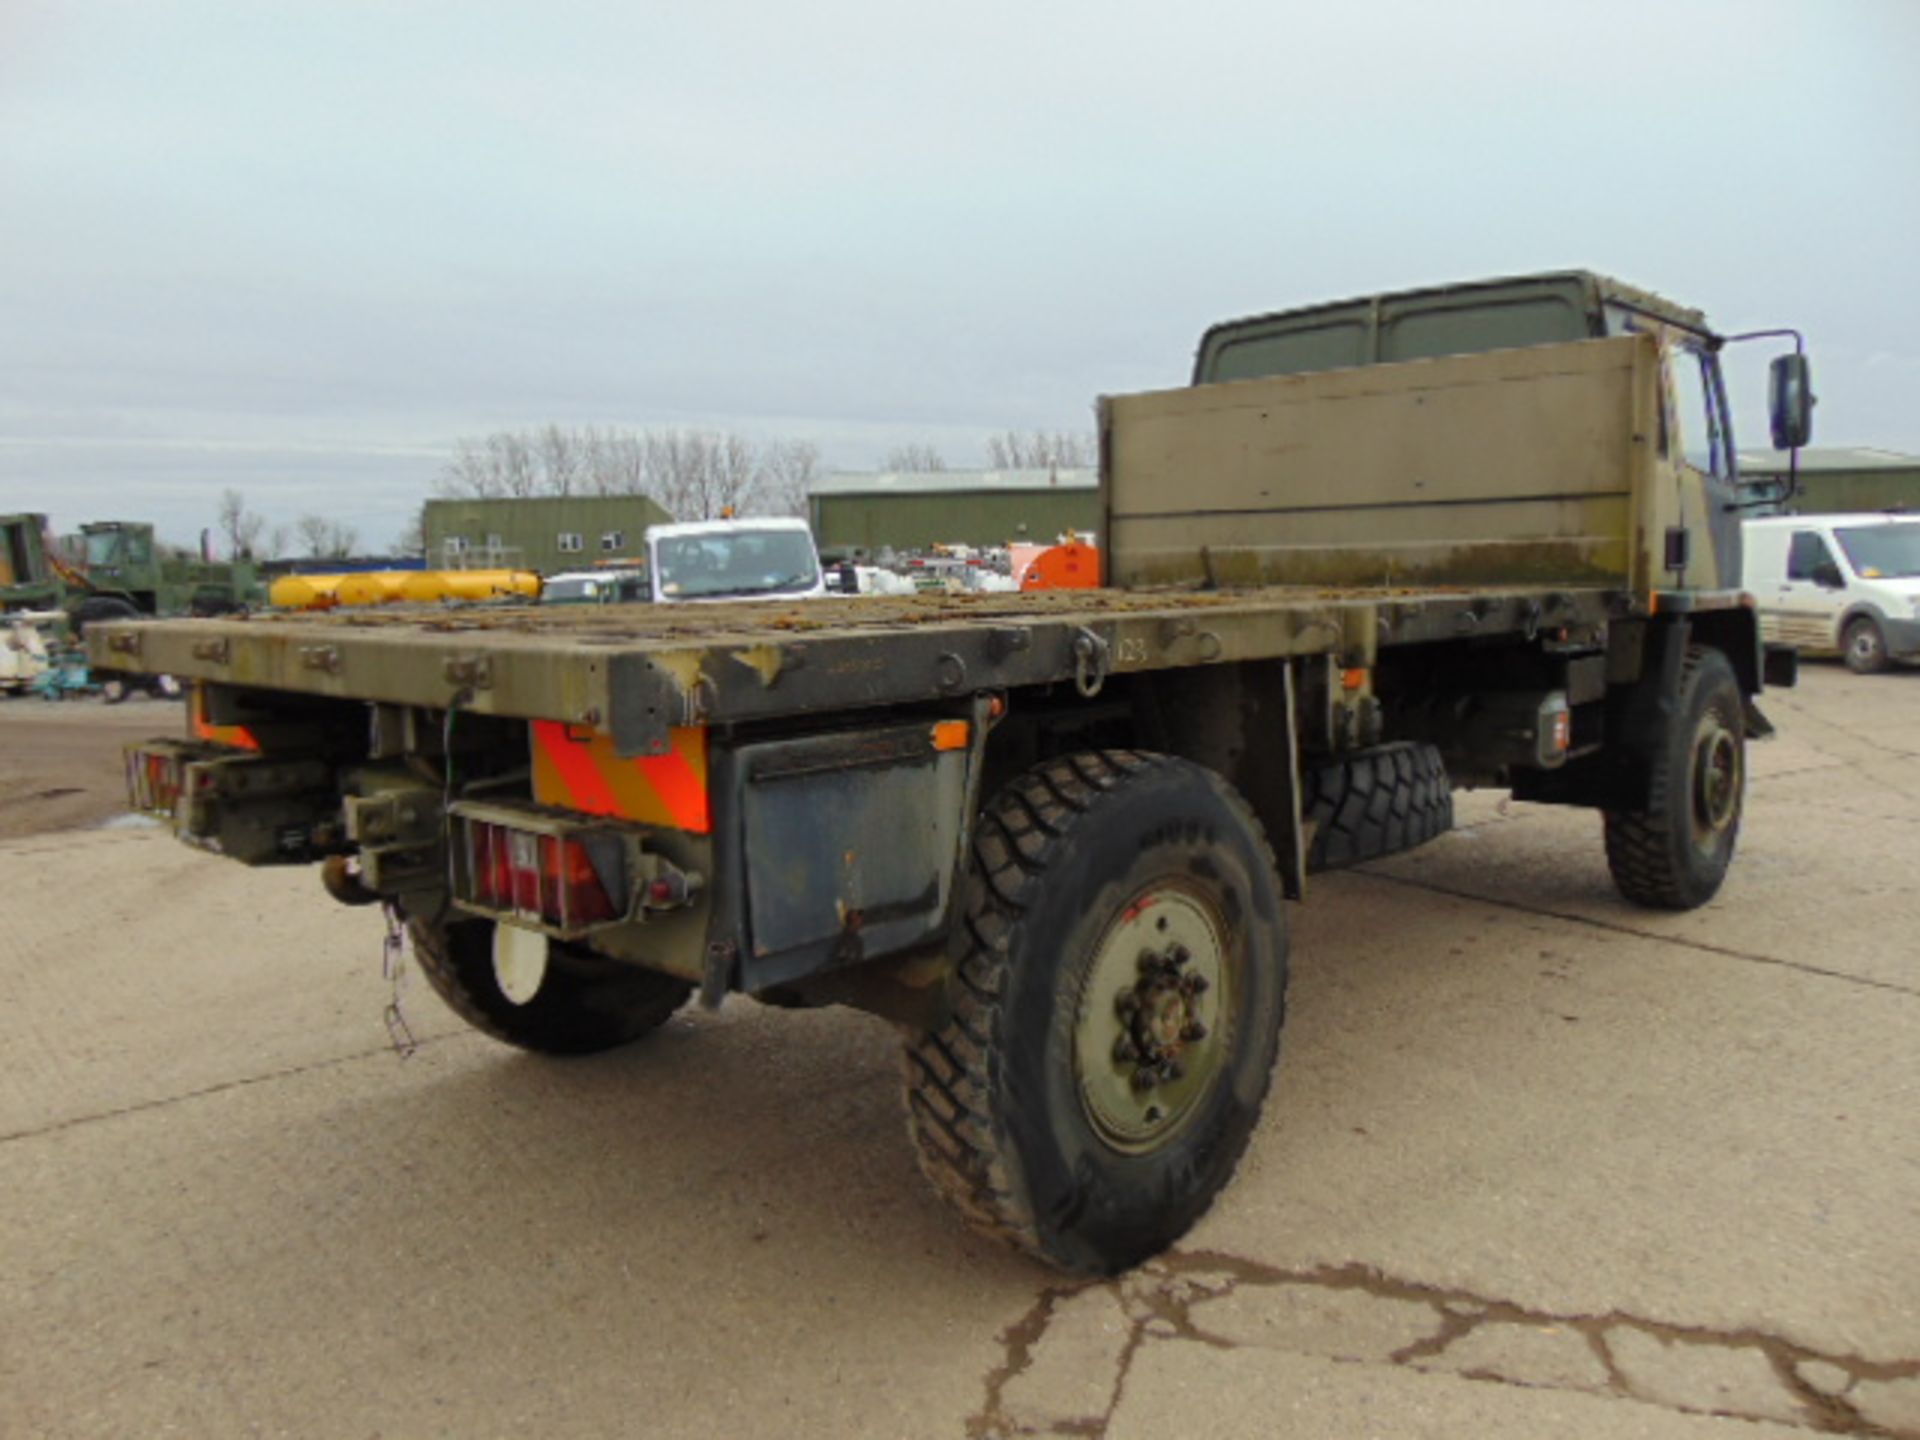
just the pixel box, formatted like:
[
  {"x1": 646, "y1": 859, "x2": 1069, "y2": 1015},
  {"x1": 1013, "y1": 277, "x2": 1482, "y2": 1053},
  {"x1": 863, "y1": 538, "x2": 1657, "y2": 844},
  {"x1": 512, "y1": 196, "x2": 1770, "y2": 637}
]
[
  {"x1": 1666, "y1": 344, "x2": 1732, "y2": 480},
  {"x1": 1787, "y1": 531, "x2": 1840, "y2": 585}
]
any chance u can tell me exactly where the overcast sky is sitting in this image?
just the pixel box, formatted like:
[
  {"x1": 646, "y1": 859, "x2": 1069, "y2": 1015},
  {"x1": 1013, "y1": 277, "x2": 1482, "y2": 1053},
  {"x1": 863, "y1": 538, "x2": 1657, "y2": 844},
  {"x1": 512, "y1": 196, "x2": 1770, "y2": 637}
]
[{"x1": 2, "y1": 0, "x2": 1916, "y2": 550}]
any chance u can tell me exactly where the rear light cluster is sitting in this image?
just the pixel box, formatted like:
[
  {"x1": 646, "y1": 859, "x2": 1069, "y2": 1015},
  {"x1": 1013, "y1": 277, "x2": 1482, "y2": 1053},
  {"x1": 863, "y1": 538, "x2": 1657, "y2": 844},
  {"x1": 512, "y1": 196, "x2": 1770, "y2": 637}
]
[
  {"x1": 124, "y1": 742, "x2": 218, "y2": 818},
  {"x1": 128, "y1": 749, "x2": 185, "y2": 816},
  {"x1": 464, "y1": 820, "x2": 627, "y2": 933}
]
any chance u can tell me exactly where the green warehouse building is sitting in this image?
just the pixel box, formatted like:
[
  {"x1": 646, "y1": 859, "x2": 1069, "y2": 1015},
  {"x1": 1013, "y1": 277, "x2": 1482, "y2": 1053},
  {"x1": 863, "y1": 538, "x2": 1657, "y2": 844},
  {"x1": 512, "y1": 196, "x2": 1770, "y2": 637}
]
[
  {"x1": 809, "y1": 469, "x2": 1100, "y2": 556},
  {"x1": 422, "y1": 494, "x2": 673, "y2": 575},
  {"x1": 1737, "y1": 447, "x2": 1920, "y2": 513}
]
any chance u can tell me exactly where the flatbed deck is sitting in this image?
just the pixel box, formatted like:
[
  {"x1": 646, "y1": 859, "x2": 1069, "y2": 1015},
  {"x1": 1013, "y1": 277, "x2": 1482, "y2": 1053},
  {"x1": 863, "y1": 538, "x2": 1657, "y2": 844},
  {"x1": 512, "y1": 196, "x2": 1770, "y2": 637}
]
[{"x1": 97, "y1": 584, "x2": 1623, "y2": 756}]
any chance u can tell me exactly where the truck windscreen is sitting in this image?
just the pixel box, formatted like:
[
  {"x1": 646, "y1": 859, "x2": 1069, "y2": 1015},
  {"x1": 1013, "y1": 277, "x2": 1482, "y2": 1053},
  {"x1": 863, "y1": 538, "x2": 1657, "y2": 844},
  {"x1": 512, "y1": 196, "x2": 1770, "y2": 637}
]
[{"x1": 655, "y1": 531, "x2": 819, "y2": 600}]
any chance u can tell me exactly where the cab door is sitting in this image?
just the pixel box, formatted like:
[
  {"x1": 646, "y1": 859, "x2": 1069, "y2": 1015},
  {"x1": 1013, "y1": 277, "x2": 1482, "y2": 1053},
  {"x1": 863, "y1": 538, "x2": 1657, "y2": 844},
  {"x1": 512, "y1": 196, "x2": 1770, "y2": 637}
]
[
  {"x1": 1664, "y1": 341, "x2": 1742, "y2": 588},
  {"x1": 1773, "y1": 529, "x2": 1848, "y2": 652}
]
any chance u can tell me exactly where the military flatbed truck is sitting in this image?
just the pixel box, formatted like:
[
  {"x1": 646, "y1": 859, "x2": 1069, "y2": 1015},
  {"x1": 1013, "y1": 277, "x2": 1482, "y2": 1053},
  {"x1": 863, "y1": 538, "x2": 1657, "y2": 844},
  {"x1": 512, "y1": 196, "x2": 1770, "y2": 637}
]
[{"x1": 97, "y1": 272, "x2": 1811, "y2": 1274}]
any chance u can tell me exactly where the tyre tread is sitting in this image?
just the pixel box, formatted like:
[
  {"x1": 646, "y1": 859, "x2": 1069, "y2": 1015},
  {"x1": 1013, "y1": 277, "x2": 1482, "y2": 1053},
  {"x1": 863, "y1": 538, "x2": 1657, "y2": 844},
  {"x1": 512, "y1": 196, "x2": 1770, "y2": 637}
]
[
  {"x1": 1300, "y1": 741, "x2": 1452, "y2": 873},
  {"x1": 1602, "y1": 645, "x2": 1742, "y2": 910},
  {"x1": 407, "y1": 918, "x2": 692, "y2": 1055},
  {"x1": 901, "y1": 749, "x2": 1156, "y2": 1262}
]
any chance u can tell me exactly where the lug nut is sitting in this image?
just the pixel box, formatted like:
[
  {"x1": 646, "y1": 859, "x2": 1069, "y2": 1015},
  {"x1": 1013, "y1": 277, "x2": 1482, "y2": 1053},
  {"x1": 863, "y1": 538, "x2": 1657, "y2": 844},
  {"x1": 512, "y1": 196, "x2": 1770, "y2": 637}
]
[
  {"x1": 1182, "y1": 1021, "x2": 1207, "y2": 1042},
  {"x1": 1144, "y1": 1105, "x2": 1164, "y2": 1123},
  {"x1": 1112, "y1": 1037, "x2": 1138, "y2": 1063},
  {"x1": 1131, "y1": 1067, "x2": 1158, "y2": 1092},
  {"x1": 1138, "y1": 950, "x2": 1162, "y2": 975},
  {"x1": 1183, "y1": 974, "x2": 1209, "y2": 995},
  {"x1": 1164, "y1": 1060, "x2": 1186, "y2": 1082},
  {"x1": 1115, "y1": 990, "x2": 1141, "y2": 1017},
  {"x1": 1168, "y1": 944, "x2": 1191, "y2": 969}
]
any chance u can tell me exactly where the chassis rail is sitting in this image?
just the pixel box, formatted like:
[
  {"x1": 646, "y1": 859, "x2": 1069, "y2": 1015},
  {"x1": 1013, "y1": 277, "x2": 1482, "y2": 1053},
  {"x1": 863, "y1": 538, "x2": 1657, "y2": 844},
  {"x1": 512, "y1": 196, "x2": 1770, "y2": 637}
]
[{"x1": 91, "y1": 585, "x2": 1632, "y2": 756}]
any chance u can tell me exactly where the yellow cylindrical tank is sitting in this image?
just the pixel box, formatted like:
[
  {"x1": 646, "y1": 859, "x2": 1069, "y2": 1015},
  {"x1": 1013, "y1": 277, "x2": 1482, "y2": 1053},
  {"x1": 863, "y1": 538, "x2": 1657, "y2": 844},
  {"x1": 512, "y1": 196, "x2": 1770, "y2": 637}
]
[
  {"x1": 334, "y1": 571, "x2": 410, "y2": 607},
  {"x1": 399, "y1": 571, "x2": 450, "y2": 603},
  {"x1": 269, "y1": 574, "x2": 345, "y2": 610},
  {"x1": 437, "y1": 570, "x2": 541, "y2": 602}
]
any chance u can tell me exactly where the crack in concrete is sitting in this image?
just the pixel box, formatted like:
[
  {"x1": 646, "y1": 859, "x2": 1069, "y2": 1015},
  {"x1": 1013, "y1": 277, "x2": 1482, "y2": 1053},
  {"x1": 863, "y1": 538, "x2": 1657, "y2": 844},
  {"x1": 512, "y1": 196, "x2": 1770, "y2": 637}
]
[
  {"x1": 0, "y1": 1032, "x2": 472, "y2": 1145},
  {"x1": 969, "y1": 1251, "x2": 1920, "y2": 1438},
  {"x1": 1763, "y1": 694, "x2": 1920, "y2": 800},
  {"x1": 967, "y1": 1284, "x2": 1086, "y2": 1440},
  {"x1": 1357, "y1": 869, "x2": 1920, "y2": 1000}
]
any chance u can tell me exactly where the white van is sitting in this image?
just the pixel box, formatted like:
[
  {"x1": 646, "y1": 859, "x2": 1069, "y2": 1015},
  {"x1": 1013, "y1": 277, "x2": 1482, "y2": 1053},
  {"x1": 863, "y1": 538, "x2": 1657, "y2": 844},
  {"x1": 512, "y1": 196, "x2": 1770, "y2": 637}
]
[{"x1": 1742, "y1": 513, "x2": 1920, "y2": 672}]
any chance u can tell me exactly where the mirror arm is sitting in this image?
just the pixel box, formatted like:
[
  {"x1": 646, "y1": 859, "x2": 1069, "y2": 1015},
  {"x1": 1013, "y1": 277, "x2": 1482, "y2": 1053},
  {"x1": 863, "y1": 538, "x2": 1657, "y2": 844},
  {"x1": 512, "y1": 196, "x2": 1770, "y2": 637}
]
[{"x1": 1724, "y1": 326, "x2": 1806, "y2": 356}]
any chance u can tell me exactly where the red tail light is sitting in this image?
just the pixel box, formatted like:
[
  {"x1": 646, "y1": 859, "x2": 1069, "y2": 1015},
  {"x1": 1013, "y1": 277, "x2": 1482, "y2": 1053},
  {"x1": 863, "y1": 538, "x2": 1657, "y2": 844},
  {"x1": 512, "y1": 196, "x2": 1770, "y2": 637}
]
[
  {"x1": 126, "y1": 745, "x2": 193, "y2": 816},
  {"x1": 467, "y1": 821, "x2": 620, "y2": 930}
]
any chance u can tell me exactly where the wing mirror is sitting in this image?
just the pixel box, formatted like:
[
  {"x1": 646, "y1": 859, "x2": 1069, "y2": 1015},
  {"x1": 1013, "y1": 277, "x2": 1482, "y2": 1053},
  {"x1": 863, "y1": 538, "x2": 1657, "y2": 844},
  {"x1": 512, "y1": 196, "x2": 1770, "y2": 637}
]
[{"x1": 1769, "y1": 353, "x2": 1815, "y2": 450}]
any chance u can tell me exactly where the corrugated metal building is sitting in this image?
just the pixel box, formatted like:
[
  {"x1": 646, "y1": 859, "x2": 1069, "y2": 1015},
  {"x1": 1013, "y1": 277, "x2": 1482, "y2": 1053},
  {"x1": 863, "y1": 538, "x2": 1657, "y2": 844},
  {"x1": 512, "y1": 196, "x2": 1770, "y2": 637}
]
[
  {"x1": 422, "y1": 495, "x2": 673, "y2": 575},
  {"x1": 1737, "y1": 447, "x2": 1920, "y2": 513},
  {"x1": 810, "y1": 470, "x2": 1100, "y2": 555}
]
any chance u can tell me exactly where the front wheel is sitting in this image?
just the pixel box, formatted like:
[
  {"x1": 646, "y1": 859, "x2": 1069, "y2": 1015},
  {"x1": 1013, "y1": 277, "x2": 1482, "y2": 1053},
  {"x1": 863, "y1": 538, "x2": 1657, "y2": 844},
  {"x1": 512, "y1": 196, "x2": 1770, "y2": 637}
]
[
  {"x1": 902, "y1": 751, "x2": 1288, "y2": 1274},
  {"x1": 407, "y1": 916, "x2": 692, "y2": 1055},
  {"x1": 1603, "y1": 645, "x2": 1745, "y2": 910},
  {"x1": 1843, "y1": 616, "x2": 1888, "y2": 675}
]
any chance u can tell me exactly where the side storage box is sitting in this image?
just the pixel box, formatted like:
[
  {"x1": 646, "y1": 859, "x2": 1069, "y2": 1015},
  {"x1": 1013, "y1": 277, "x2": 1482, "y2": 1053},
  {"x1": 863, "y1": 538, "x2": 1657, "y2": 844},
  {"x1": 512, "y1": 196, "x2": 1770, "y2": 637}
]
[{"x1": 732, "y1": 719, "x2": 978, "y2": 989}]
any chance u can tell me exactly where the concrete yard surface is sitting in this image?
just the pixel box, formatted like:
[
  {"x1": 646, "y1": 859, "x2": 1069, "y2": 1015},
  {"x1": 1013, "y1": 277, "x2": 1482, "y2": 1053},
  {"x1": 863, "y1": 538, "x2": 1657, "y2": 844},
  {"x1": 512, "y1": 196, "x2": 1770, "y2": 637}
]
[{"x1": 1, "y1": 663, "x2": 1916, "y2": 1437}]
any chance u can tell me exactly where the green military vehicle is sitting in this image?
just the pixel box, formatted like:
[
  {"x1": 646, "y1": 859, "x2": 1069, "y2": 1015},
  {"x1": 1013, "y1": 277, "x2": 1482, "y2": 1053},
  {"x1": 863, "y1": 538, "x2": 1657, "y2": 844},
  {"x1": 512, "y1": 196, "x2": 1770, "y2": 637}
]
[
  {"x1": 1, "y1": 516, "x2": 262, "y2": 624},
  {"x1": 2, "y1": 515, "x2": 262, "y2": 699},
  {"x1": 98, "y1": 272, "x2": 1809, "y2": 1273}
]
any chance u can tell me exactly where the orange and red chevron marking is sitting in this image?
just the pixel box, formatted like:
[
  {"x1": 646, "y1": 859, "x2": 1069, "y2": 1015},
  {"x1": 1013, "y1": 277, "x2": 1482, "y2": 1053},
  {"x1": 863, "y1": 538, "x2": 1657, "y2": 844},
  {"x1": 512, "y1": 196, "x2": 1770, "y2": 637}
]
[
  {"x1": 530, "y1": 721, "x2": 710, "y2": 834},
  {"x1": 189, "y1": 684, "x2": 260, "y2": 751}
]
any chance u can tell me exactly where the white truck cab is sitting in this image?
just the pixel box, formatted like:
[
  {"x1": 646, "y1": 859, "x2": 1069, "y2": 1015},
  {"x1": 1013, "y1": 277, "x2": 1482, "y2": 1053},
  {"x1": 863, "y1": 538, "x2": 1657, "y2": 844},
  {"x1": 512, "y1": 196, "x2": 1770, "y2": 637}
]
[
  {"x1": 646, "y1": 517, "x2": 825, "y2": 603},
  {"x1": 1743, "y1": 513, "x2": 1920, "y2": 672}
]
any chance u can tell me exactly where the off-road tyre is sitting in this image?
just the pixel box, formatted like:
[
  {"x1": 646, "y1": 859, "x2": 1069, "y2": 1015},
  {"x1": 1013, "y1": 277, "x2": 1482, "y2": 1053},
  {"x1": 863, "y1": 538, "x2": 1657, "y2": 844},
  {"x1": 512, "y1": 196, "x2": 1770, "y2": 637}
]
[
  {"x1": 99, "y1": 674, "x2": 132, "y2": 704},
  {"x1": 68, "y1": 595, "x2": 140, "y2": 635},
  {"x1": 1842, "y1": 616, "x2": 1888, "y2": 675},
  {"x1": 902, "y1": 751, "x2": 1288, "y2": 1274},
  {"x1": 407, "y1": 915, "x2": 692, "y2": 1055},
  {"x1": 1603, "y1": 645, "x2": 1744, "y2": 911},
  {"x1": 1299, "y1": 741, "x2": 1453, "y2": 872}
]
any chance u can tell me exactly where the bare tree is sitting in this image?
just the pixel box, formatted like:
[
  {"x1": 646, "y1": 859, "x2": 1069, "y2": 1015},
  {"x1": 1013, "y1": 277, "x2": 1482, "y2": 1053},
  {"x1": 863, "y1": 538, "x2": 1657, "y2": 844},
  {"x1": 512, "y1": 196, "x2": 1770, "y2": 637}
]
[
  {"x1": 434, "y1": 424, "x2": 830, "y2": 519},
  {"x1": 439, "y1": 426, "x2": 652, "y2": 502},
  {"x1": 216, "y1": 489, "x2": 266, "y2": 559},
  {"x1": 267, "y1": 523, "x2": 292, "y2": 559},
  {"x1": 644, "y1": 429, "x2": 764, "y2": 521},
  {"x1": 985, "y1": 430, "x2": 1094, "y2": 470},
  {"x1": 437, "y1": 432, "x2": 539, "y2": 498},
  {"x1": 758, "y1": 439, "x2": 820, "y2": 518},
  {"x1": 296, "y1": 515, "x2": 359, "y2": 559},
  {"x1": 390, "y1": 507, "x2": 425, "y2": 557},
  {"x1": 580, "y1": 426, "x2": 649, "y2": 495},
  {"x1": 886, "y1": 444, "x2": 947, "y2": 472},
  {"x1": 535, "y1": 424, "x2": 583, "y2": 497}
]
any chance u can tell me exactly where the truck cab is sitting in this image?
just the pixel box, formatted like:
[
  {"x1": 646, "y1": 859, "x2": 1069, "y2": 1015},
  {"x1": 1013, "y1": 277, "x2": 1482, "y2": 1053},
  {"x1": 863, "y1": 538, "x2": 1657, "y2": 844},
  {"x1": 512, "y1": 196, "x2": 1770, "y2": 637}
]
[
  {"x1": 645, "y1": 516, "x2": 824, "y2": 603},
  {"x1": 1190, "y1": 270, "x2": 1812, "y2": 598}
]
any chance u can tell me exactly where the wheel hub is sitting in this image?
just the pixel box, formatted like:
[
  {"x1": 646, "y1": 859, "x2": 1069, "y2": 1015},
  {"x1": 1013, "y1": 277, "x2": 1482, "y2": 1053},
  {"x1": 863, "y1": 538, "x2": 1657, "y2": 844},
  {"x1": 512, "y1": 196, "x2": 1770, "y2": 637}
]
[
  {"x1": 1691, "y1": 722, "x2": 1741, "y2": 836},
  {"x1": 1075, "y1": 889, "x2": 1231, "y2": 1153},
  {"x1": 492, "y1": 922, "x2": 549, "y2": 1005}
]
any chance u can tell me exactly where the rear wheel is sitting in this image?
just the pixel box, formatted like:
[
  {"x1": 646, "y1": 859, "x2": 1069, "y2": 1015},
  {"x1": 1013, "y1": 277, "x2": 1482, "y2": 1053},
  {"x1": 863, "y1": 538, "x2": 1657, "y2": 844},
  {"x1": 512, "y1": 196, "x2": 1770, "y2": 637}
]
[
  {"x1": 902, "y1": 751, "x2": 1288, "y2": 1274},
  {"x1": 1299, "y1": 741, "x2": 1452, "y2": 872},
  {"x1": 407, "y1": 915, "x2": 692, "y2": 1055},
  {"x1": 1603, "y1": 646, "x2": 1744, "y2": 910},
  {"x1": 69, "y1": 595, "x2": 140, "y2": 636},
  {"x1": 1843, "y1": 616, "x2": 1888, "y2": 675}
]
